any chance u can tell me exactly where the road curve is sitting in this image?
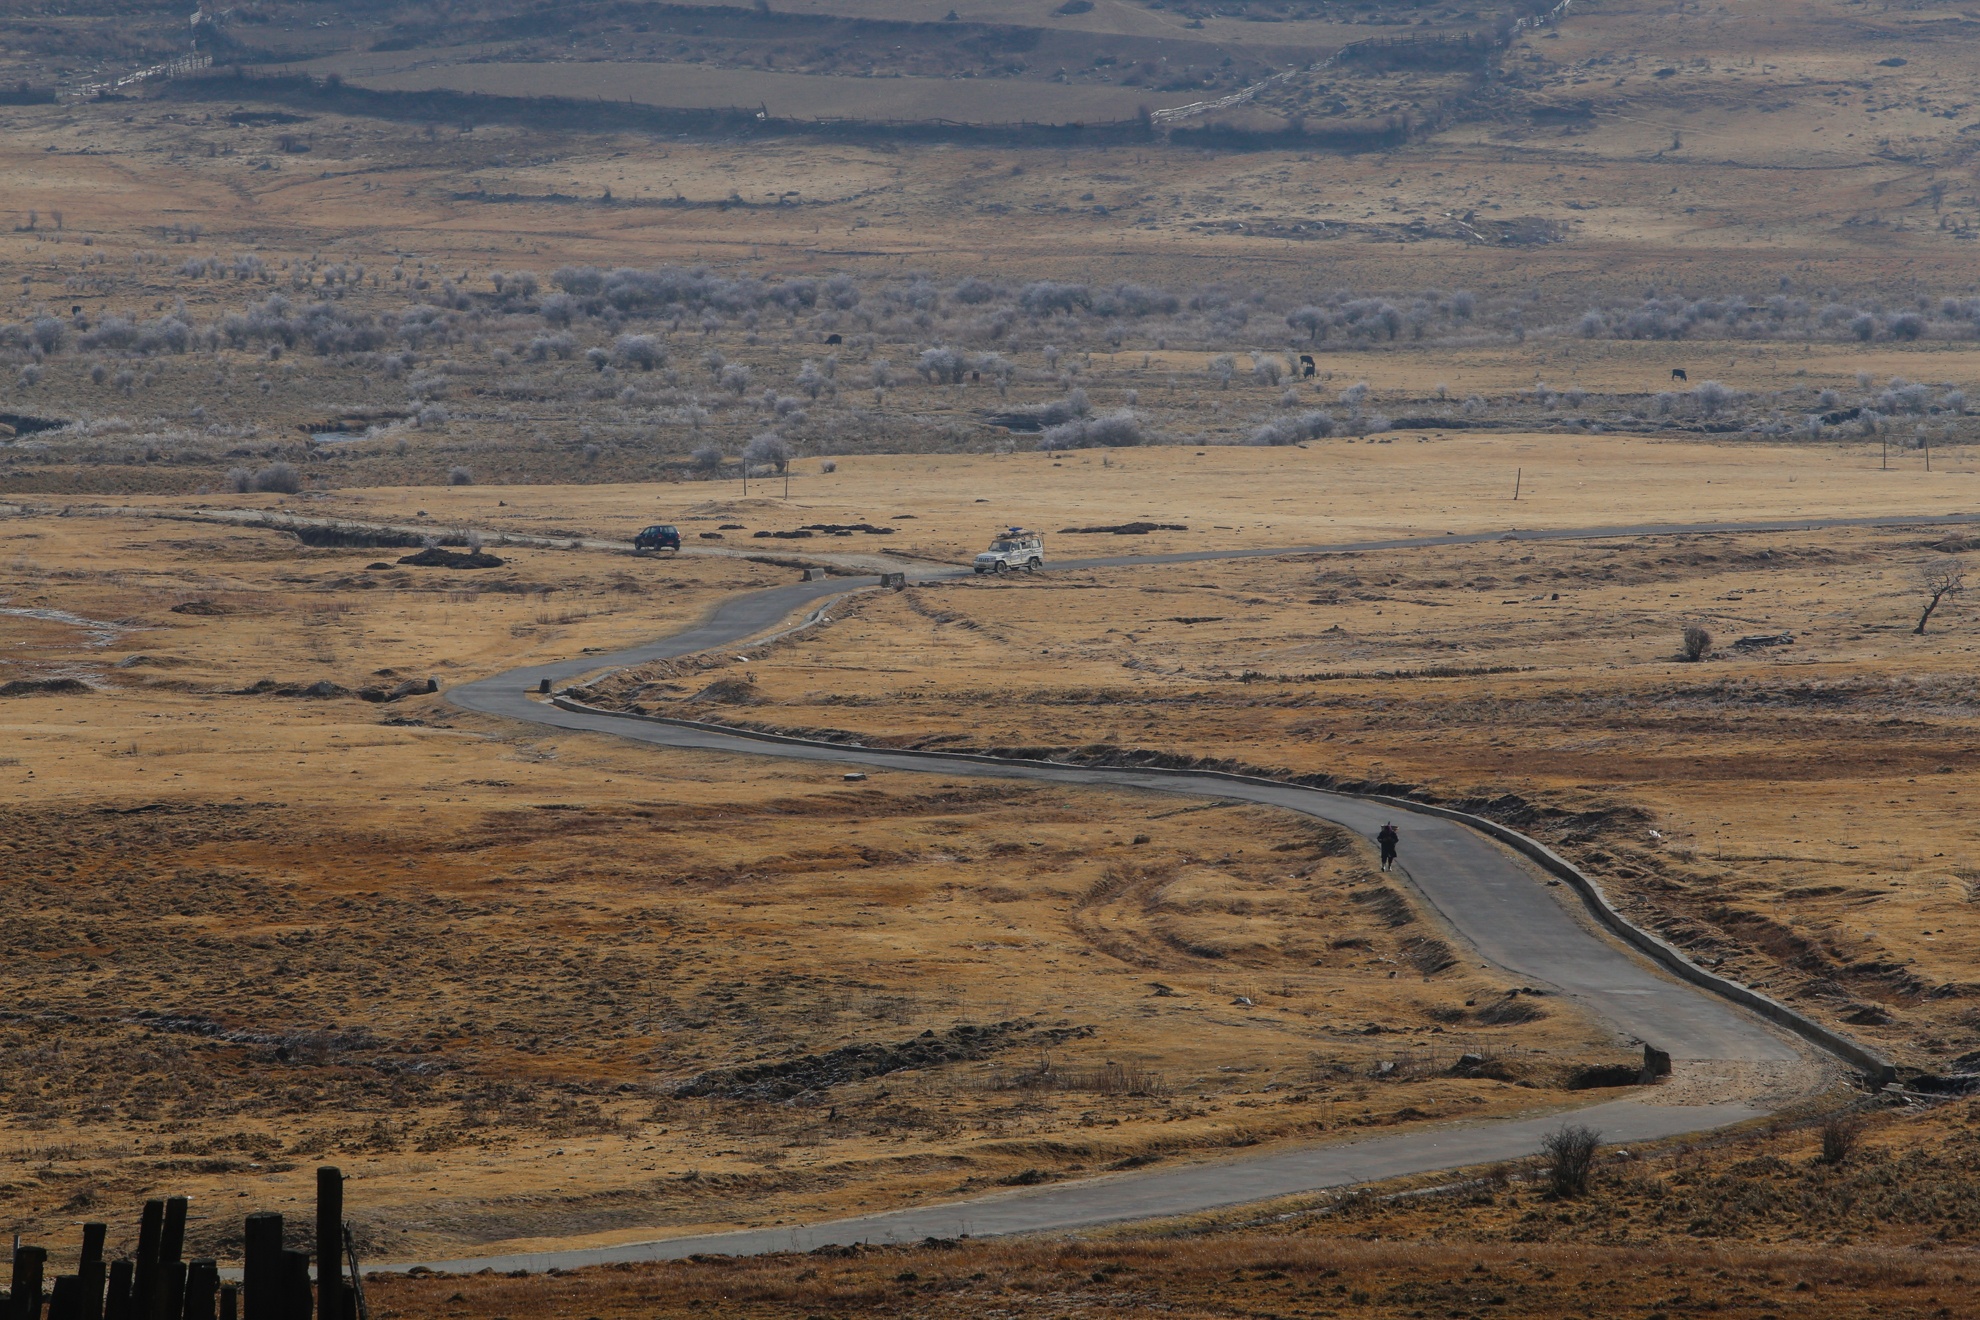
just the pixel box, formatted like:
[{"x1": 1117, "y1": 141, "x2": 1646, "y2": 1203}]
[{"x1": 423, "y1": 518, "x2": 1892, "y2": 1274}]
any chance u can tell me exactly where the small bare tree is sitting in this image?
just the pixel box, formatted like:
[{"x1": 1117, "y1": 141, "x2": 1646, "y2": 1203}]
[
  {"x1": 1819, "y1": 1114, "x2": 1862, "y2": 1166},
  {"x1": 1681, "y1": 623, "x2": 1713, "y2": 662},
  {"x1": 1915, "y1": 561, "x2": 1965, "y2": 634},
  {"x1": 1541, "y1": 1123, "x2": 1601, "y2": 1198}
]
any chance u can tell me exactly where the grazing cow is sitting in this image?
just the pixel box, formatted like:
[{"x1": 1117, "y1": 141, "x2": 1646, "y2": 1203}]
[
  {"x1": 1299, "y1": 354, "x2": 1316, "y2": 378},
  {"x1": 1670, "y1": 368, "x2": 1689, "y2": 382},
  {"x1": 825, "y1": 333, "x2": 843, "y2": 345}
]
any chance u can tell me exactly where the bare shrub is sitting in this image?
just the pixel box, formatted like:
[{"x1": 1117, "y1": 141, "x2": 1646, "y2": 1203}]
[
  {"x1": 917, "y1": 345, "x2": 965, "y2": 384},
  {"x1": 820, "y1": 459, "x2": 837, "y2": 473},
  {"x1": 225, "y1": 465, "x2": 252, "y2": 493},
  {"x1": 1248, "y1": 411, "x2": 1335, "y2": 446},
  {"x1": 612, "y1": 333, "x2": 664, "y2": 371},
  {"x1": 1681, "y1": 623, "x2": 1713, "y2": 661},
  {"x1": 251, "y1": 461, "x2": 301, "y2": 494},
  {"x1": 1691, "y1": 380, "x2": 1734, "y2": 417},
  {"x1": 1820, "y1": 1114, "x2": 1862, "y2": 1166},
  {"x1": 446, "y1": 466, "x2": 473, "y2": 486},
  {"x1": 1540, "y1": 1123, "x2": 1600, "y2": 1197},
  {"x1": 691, "y1": 443, "x2": 724, "y2": 472},
  {"x1": 795, "y1": 359, "x2": 827, "y2": 399},
  {"x1": 1042, "y1": 409, "x2": 1145, "y2": 450},
  {"x1": 743, "y1": 432, "x2": 792, "y2": 472},
  {"x1": 1286, "y1": 305, "x2": 1329, "y2": 341}
]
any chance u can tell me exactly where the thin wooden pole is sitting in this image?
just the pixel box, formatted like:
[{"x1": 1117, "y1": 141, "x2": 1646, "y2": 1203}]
[
  {"x1": 1512, "y1": 467, "x2": 1521, "y2": 501},
  {"x1": 341, "y1": 1229, "x2": 370, "y2": 1320},
  {"x1": 316, "y1": 1170, "x2": 343, "y2": 1320}
]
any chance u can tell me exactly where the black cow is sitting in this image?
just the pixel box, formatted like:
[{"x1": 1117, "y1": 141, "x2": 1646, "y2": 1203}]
[
  {"x1": 825, "y1": 333, "x2": 843, "y2": 345},
  {"x1": 1670, "y1": 368, "x2": 1688, "y2": 382},
  {"x1": 1299, "y1": 354, "x2": 1316, "y2": 378}
]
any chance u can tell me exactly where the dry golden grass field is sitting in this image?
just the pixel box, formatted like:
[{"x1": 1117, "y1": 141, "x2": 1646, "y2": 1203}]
[
  {"x1": 7, "y1": 0, "x2": 1980, "y2": 1313},
  {"x1": 350, "y1": 1074, "x2": 1980, "y2": 1318},
  {"x1": 362, "y1": 1093, "x2": 1980, "y2": 1319},
  {"x1": 4, "y1": 511, "x2": 1644, "y2": 1267}
]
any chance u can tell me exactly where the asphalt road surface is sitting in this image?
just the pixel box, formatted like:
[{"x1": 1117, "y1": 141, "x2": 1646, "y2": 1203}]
[{"x1": 426, "y1": 516, "x2": 1891, "y2": 1273}]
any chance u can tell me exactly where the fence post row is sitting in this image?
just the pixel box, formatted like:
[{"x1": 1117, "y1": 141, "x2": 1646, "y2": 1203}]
[{"x1": 6, "y1": 1168, "x2": 358, "y2": 1320}]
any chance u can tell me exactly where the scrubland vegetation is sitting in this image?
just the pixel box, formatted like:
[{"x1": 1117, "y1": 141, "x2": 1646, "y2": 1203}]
[{"x1": 10, "y1": 255, "x2": 1980, "y2": 498}]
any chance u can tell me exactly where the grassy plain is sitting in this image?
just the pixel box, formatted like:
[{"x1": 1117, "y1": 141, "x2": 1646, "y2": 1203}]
[
  {"x1": 583, "y1": 511, "x2": 1980, "y2": 1079},
  {"x1": 3, "y1": 511, "x2": 1636, "y2": 1265},
  {"x1": 239, "y1": 429, "x2": 1980, "y2": 562}
]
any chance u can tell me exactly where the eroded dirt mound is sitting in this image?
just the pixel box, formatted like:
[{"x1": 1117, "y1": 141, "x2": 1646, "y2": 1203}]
[
  {"x1": 396, "y1": 547, "x2": 506, "y2": 568},
  {"x1": 0, "y1": 676, "x2": 91, "y2": 696}
]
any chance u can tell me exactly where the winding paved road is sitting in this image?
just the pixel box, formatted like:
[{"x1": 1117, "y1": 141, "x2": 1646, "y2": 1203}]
[{"x1": 422, "y1": 515, "x2": 1909, "y2": 1274}]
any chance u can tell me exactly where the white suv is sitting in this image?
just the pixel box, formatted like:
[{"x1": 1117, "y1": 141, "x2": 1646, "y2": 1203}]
[{"x1": 973, "y1": 528, "x2": 1044, "y2": 574}]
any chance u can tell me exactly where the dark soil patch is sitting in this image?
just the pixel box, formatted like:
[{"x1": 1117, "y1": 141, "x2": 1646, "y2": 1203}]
[
  {"x1": 672, "y1": 1020, "x2": 1084, "y2": 1101},
  {"x1": 396, "y1": 547, "x2": 506, "y2": 568},
  {"x1": 1059, "y1": 522, "x2": 1188, "y2": 535}
]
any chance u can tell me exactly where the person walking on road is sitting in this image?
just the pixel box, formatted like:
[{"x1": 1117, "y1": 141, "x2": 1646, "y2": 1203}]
[{"x1": 1376, "y1": 822, "x2": 1400, "y2": 871}]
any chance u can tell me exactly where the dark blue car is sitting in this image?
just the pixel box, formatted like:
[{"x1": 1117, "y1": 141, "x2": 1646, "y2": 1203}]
[{"x1": 634, "y1": 524, "x2": 681, "y2": 551}]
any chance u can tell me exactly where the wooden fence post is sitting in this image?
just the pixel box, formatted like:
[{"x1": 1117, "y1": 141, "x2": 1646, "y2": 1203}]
[
  {"x1": 182, "y1": 1262, "x2": 217, "y2": 1320},
  {"x1": 129, "y1": 1203, "x2": 162, "y2": 1320},
  {"x1": 217, "y1": 1285, "x2": 236, "y2": 1320},
  {"x1": 278, "y1": 1251, "x2": 312, "y2": 1320},
  {"x1": 102, "y1": 1261, "x2": 132, "y2": 1320},
  {"x1": 150, "y1": 1199, "x2": 187, "y2": 1320},
  {"x1": 46, "y1": 1278, "x2": 79, "y2": 1320},
  {"x1": 315, "y1": 1170, "x2": 342, "y2": 1320},
  {"x1": 241, "y1": 1215, "x2": 283, "y2": 1320},
  {"x1": 77, "y1": 1226, "x2": 104, "y2": 1320},
  {"x1": 9, "y1": 1243, "x2": 48, "y2": 1320}
]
